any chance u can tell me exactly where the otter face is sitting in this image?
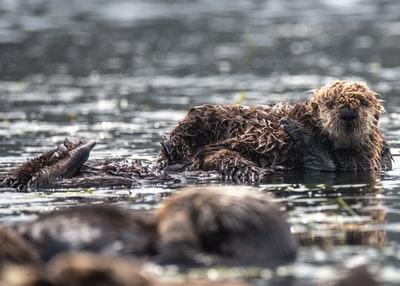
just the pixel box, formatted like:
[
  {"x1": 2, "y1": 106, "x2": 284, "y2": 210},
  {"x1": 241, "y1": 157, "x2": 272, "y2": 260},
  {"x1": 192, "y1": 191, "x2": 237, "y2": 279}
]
[{"x1": 311, "y1": 80, "x2": 382, "y2": 148}]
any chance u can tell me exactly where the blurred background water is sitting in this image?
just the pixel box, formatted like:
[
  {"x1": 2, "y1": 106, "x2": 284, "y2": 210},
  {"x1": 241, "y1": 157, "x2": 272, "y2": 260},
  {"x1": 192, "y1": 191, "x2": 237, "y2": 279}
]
[{"x1": 1, "y1": 0, "x2": 400, "y2": 285}]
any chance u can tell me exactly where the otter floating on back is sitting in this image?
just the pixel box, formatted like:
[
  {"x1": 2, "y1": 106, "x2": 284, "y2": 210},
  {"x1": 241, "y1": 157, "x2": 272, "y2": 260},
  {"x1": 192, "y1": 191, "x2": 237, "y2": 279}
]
[
  {"x1": 0, "y1": 80, "x2": 393, "y2": 188},
  {"x1": 155, "y1": 80, "x2": 392, "y2": 181}
]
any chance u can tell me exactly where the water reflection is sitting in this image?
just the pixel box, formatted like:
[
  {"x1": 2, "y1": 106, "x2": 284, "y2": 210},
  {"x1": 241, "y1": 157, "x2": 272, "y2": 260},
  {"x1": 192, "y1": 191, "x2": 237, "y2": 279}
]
[{"x1": 260, "y1": 171, "x2": 385, "y2": 248}]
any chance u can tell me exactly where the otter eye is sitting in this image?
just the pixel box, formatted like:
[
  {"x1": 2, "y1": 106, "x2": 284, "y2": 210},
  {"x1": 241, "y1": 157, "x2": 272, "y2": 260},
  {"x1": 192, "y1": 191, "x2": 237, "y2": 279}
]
[
  {"x1": 361, "y1": 100, "x2": 368, "y2": 107},
  {"x1": 327, "y1": 101, "x2": 334, "y2": 109}
]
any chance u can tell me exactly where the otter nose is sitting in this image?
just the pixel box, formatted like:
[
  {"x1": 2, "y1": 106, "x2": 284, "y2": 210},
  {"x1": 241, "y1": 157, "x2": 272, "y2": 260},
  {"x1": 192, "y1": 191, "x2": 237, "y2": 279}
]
[{"x1": 340, "y1": 108, "x2": 358, "y2": 121}]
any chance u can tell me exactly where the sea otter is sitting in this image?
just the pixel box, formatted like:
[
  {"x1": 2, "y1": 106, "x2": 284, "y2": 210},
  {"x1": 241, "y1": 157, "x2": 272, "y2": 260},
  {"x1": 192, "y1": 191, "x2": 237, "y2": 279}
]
[
  {"x1": 0, "y1": 138, "x2": 170, "y2": 190},
  {"x1": 0, "y1": 225, "x2": 40, "y2": 265},
  {"x1": 0, "y1": 187, "x2": 297, "y2": 268},
  {"x1": 0, "y1": 138, "x2": 97, "y2": 189},
  {"x1": 155, "y1": 80, "x2": 392, "y2": 180},
  {"x1": 14, "y1": 205, "x2": 157, "y2": 262},
  {"x1": 0, "y1": 80, "x2": 392, "y2": 188},
  {"x1": 154, "y1": 187, "x2": 297, "y2": 267}
]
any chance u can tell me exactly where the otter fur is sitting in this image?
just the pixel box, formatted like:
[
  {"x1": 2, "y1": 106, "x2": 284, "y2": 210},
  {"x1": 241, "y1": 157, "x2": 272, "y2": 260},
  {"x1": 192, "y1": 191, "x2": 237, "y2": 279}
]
[
  {"x1": 0, "y1": 187, "x2": 297, "y2": 268},
  {"x1": 16, "y1": 205, "x2": 157, "y2": 262},
  {"x1": 155, "y1": 80, "x2": 392, "y2": 180},
  {"x1": 0, "y1": 138, "x2": 169, "y2": 190},
  {"x1": 154, "y1": 187, "x2": 297, "y2": 267},
  {"x1": 0, "y1": 80, "x2": 393, "y2": 188},
  {"x1": 0, "y1": 138, "x2": 97, "y2": 189}
]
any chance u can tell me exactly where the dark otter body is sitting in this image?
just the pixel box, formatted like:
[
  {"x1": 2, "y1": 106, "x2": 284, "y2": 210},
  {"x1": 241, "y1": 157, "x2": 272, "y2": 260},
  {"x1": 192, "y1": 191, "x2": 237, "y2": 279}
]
[
  {"x1": 16, "y1": 205, "x2": 156, "y2": 262},
  {"x1": 154, "y1": 187, "x2": 297, "y2": 267},
  {"x1": 155, "y1": 80, "x2": 392, "y2": 180},
  {"x1": 155, "y1": 103, "x2": 323, "y2": 181},
  {"x1": 0, "y1": 138, "x2": 97, "y2": 189},
  {"x1": 0, "y1": 225, "x2": 40, "y2": 265},
  {"x1": 0, "y1": 187, "x2": 297, "y2": 268},
  {"x1": 0, "y1": 138, "x2": 170, "y2": 190},
  {"x1": 45, "y1": 252, "x2": 154, "y2": 286}
]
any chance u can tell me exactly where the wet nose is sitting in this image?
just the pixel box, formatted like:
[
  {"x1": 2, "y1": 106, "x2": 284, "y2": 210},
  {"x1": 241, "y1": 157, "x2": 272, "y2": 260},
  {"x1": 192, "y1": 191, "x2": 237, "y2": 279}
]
[{"x1": 340, "y1": 108, "x2": 358, "y2": 121}]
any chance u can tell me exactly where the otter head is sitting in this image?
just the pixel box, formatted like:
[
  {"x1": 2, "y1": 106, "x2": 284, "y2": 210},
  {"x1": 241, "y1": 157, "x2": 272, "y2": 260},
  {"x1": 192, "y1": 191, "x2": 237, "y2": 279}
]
[{"x1": 310, "y1": 80, "x2": 383, "y2": 149}]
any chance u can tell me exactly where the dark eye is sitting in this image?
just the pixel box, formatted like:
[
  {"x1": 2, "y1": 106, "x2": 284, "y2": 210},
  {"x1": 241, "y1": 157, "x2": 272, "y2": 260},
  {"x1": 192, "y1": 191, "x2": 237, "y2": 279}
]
[
  {"x1": 360, "y1": 100, "x2": 368, "y2": 107},
  {"x1": 327, "y1": 101, "x2": 334, "y2": 109}
]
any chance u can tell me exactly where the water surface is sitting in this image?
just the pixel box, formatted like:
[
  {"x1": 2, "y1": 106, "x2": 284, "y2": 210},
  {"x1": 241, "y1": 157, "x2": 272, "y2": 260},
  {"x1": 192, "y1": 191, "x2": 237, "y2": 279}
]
[{"x1": 1, "y1": 0, "x2": 400, "y2": 285}]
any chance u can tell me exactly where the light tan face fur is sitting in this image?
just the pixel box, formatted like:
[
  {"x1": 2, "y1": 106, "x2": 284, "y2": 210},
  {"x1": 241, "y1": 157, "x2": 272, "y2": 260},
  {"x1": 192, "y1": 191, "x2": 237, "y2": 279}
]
[{"x1": 311, "y1": 80, "x2": 382, "y2": 149}]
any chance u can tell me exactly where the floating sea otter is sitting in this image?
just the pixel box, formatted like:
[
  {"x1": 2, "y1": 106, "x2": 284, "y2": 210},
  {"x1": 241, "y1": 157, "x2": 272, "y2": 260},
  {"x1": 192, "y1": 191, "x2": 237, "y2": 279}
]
[
  {"x1": 0, "y1": 138, "x2": 170, "y2": 189},
  {"x1": 0, "y1": 188, "x2": 381, "y2": 285},
  {"x1": 156, "y1": 80, "x2": 392, "y2": 179},
  {"x1": 0, "y1": 80, "x2": 393, "y2": 188},
  {"x1": 0, "y1": 187, "x2": 297, "y2": 268}
]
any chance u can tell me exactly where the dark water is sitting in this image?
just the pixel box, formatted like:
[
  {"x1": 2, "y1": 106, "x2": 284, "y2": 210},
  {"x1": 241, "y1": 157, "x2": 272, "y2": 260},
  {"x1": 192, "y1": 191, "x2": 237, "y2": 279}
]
[{"x1": 1, "y1": 0, "x2": 400, "y2": 284}]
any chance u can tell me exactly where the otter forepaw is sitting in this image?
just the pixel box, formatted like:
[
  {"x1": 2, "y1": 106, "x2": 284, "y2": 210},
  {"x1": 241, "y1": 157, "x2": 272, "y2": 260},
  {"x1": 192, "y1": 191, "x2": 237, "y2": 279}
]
[
  {"x1": 219, "y1": 158, "x2": 261, "y2": 182},
  {"x1": 280, "y1": 118, "x2": 307, "y2": 143},
  {"x1": 231, "y1": 165, "x2": 260, "y2": 182},
  {"x1": 280, "y1": 118, "x2": 336, "y2": 171}
]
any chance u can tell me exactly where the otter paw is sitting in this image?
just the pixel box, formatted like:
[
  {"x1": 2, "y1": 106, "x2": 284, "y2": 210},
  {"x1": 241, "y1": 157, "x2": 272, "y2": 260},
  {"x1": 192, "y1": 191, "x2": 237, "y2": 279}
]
[
  {"x1": 279, "y1": 117, "x2": 299, "y2": 130},
  {"x1": 198, "y1": 148, "x2": 262, "y2": 182},
  {"x1": 59, "y1": 138, "x2": 97, "y2": 178},
  {"x1": 280, "y1": 118, "x2": 336, "y2": 171},
  {"x1": 219, "y1": 159, "x2": 261, "y2": 182},
  {"x1": 29, "y1": 138, "x2": 96, "y2": 188},
  {"x1": 280, "y1": 118, "x2": 310, "y2": 143}
]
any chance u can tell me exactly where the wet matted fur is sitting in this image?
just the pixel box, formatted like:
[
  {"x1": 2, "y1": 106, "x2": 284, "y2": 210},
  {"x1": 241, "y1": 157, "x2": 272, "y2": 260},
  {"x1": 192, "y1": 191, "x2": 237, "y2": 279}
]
[
  {"x1": 155, "y1": 80, "x2": 392, "y2": 180},
  {"x1": 0, "y1": 80, "x2": 393, "y2": 188}
]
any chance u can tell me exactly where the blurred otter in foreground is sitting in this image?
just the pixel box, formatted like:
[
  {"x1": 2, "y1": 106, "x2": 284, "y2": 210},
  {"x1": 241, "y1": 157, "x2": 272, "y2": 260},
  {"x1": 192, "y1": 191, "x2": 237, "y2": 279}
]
[
  {"x1": 0, "y1": 187, "x2": 297, "y2": 285},
  {"x1": 0, "y1": 187, "x2": 380, "y2": 285},
  {"x1": 1, "y1": 187, "x2": 297, "y2": 267},
  {"x1": 0, "y1": 80, "x2": 392, "y2": 189}
]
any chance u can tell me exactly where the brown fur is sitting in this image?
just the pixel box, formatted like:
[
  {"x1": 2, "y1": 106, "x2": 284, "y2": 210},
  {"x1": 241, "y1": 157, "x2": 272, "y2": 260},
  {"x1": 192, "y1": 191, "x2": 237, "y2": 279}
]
[
  {"x1": 310, "y1": 80, "x2": 391, "y2": 170},
  {"x1": 0, "y1": 81, "x2": 391, "y2": 188},
  {"x1": 155, "y1": 187, "x2": 297, "y2": 267},
  {"x1": 0, "y1": 139, "x2": 171, "y2": 189},
  {"x1": 46, "y1": 252, "x2": 152, "y2": 286},
  {"x1": 1, "y1": 252, "x2": 251, "y2": 286},
  {"x1": 0, "y1": 225, "x2": 40, "y2": 265},
  {"x1": 1, "y1": 138, "x2": 97, "y2": 189},
  {"x1": 155, "y1": 80, "x2": 392, "y2": 179},
  {"x1": 336, "y1": 265, "x2": 380, "y2": 286},
  {"x1": 2, "y1": 187, "x2": 296, "y2": 269},
  {"x1": 17, "y1": 205, "x2": 157, "y2": 262}
]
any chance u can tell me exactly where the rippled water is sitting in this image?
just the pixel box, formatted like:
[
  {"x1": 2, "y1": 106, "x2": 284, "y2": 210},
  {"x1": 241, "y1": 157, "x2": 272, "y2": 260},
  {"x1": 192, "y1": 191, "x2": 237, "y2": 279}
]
[{"x1": 1, "y1": 0, "x2": 400, "y2": 285}]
